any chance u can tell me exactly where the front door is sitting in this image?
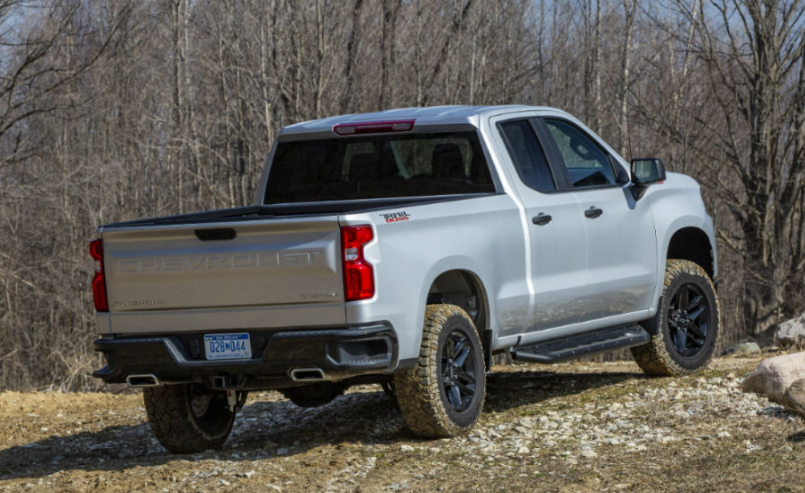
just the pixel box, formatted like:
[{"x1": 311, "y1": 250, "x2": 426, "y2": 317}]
[{"x1": 538, "y1": 118, "x2": 658, "y2": 322}]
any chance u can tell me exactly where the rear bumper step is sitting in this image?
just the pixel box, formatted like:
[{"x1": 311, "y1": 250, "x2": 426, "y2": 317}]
[
  {"x1": 510, "y1": 324, "x2": 650, "y2": 364},
  {"x1": 93, "y1": 324, "x2": 398, "y2": 390}
]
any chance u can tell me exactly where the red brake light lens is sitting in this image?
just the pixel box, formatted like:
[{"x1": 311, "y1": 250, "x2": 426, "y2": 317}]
[
  {"x1": 89, "y1": 239, "x2": 108, "y2": 312},
  {"x1": 341, "y1": 225, "x2": 375, "y2": 301},
  {"x1": 333, "y1": 119, "x2": 415, "y2": 136}
]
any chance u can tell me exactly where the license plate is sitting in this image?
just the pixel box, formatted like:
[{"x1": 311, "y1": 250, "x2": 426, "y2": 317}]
[{"x1": 204, "y1": 333, "x2": 252, "y2": 360}]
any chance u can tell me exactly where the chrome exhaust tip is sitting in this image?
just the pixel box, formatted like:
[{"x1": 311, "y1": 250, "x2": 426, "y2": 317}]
[
  {"x1": 126, "y1": 374, "x2": 162, "y2": 387},
  {"x1": 289, "y1": 367, "x2": 328, "y2": 382}
]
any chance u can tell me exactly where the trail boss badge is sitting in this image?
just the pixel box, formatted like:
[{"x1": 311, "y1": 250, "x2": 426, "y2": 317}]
[{"x1": 381, "y1": 211, "x2": 410, "y2": 223}]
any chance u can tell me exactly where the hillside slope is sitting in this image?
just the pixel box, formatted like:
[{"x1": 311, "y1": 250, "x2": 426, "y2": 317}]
[{"x1": 1, "y1": 356, "x2": 803, "y2": 493}]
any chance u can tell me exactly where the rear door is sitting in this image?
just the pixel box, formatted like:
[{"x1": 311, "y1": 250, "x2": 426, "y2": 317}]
[
  {"x1": 537, "y1": 117, "x2": 658, "y2": 321},
  {"x1": 495, "y1": 118, "x2": 589, "y2": 333}
]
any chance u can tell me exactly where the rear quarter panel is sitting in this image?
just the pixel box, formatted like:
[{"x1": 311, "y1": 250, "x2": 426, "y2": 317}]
[{"x1": 342, "y1": 194, "x2": 527, "y2": 361}]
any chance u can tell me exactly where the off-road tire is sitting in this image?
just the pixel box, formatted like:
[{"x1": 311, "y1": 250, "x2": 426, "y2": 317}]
[
  {"x1": 143, "y1": 384, "x2": 236, "y2": 454},
  {"x1": 631, "y1": 259, "x2": 720, "y2": 377},
  {"x1": 280, "y1": 382, "x2": 347, "y2": 408},
  {"x1": 395, "y1": 304, "x2": 486, "y2": 438}
]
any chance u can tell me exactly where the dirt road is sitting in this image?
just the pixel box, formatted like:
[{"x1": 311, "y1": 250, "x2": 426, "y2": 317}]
[{"x1": 1, "y1": 357, "x2": 803, "y2": 492}]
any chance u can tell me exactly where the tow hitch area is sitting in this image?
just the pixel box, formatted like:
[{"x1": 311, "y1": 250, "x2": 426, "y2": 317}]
[{"x1": 212, "y1": 375, "x2": 235, "y2": 389}]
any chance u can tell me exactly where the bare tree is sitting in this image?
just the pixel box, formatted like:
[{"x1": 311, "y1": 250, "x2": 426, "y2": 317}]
[
  {"x1": 3, "y1": 0, "x2": 804, "y2": 390},
  {"x1": 0, "y1": 0, "x2": 129, "y2": 165},
  {"x1": 661, "y1": 0, "x2": 805, "y2": 335}
]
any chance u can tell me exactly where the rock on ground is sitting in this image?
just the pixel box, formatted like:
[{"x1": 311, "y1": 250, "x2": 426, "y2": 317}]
[
  {"x1": 777, "y1": 313, "x2": 805, "y2": 348},
  {"x1": 742, "y1": 352, "x2": 805, "y2": 407},
  {"x1": 784, "y1": 378, "x2": 805, "y2": 416},
  {"x1": 722, "y1": 342, "x2": 761, "y2": 357}
]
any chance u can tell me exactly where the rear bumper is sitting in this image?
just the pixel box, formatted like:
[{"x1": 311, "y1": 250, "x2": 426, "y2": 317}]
[{"x1": 93, "y1": 323, "x2": 401, "y2": 390}]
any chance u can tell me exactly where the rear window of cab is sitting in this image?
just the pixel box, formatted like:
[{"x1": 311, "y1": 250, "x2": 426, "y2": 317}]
[{"x1": 263, "y1": 132, "x2": 495, "y2": 204}]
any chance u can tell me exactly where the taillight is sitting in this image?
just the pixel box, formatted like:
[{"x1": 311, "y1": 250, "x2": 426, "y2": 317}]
[
  {"x1": 333, "y1": 119, "x2": 415, "y2": 136},
  {"x1": 341, "y1": 225, "x2": 375, "y2": 301},
  {"x1": 89, "y1": 239, "x2": 108, "y2": 312}
]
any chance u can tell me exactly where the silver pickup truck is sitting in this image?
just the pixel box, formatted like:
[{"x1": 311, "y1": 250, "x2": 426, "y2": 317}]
[{"x1": 90, "y1": 105, "x2": 719, "y2": 453}]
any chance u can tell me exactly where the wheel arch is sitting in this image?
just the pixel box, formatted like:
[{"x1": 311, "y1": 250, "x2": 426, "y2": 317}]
[
  {"x1": 665, "y1": 227, "x2": 715, "y2": 280},
  {"x1": 426, "y1": 268, "x2": 492, "y2": 368}
]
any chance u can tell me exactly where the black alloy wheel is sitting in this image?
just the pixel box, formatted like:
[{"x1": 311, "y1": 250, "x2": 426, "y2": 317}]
[
  {"x1": 440, "y1": 330, "x2": 478, "y2": 413},
  {"x1": 667, "y1": 283, "x2": 710, "y2": 357}
]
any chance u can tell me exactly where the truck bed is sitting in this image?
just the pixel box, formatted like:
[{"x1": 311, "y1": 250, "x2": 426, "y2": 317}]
[
  {"x1": 96, "y1": 193, "x2": 496, "y2": 335},
  {"x1": 102, "y1": 195, "x2": 493, "y2": 230}
]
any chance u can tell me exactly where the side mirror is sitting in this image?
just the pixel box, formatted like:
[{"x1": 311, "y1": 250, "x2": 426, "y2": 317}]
[
  {"x1": 630, "y1": 158, "x2": 666, "y2": 185},
  {"x1": 630, "y1": 158, "x2": 666, "y2": 201}
]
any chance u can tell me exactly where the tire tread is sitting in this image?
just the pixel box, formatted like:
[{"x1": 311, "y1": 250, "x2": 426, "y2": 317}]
[
  {"x1": 395, "y1": 304, "x2": 485, "y2": 438},
  {"x1": 631, "y1": 259, "x2": 720, "y2": 377},
  {"x1": 143, "y1": 385, "x2": 234, "y2": 454}
]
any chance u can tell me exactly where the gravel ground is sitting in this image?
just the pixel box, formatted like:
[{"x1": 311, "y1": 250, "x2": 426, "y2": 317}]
[{"x1": 1, "y1": 356, "x2": 803, "y2": 492}]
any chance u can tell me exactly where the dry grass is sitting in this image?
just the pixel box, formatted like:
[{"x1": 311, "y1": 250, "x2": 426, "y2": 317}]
[{"x1": 0, "y1": 356, "x2": 802, "y2": 492}]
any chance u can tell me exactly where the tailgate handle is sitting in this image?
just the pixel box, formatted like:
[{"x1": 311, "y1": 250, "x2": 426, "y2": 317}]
[{"x1": 195, "y1": 228, "x2": 237, "y2": 241}]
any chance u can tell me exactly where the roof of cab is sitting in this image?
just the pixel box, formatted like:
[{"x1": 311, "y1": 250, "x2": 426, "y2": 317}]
[{"x1": 279, "y1": 105, "x2": 567, "y2": 137}]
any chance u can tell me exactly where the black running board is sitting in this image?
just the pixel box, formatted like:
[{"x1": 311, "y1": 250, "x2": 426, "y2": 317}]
[{"x1": 510, "y1": 324, "x2": 650, "y2": 364}]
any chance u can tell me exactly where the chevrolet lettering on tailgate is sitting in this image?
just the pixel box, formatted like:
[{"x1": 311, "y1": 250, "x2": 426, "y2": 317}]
[{"x1": 115, "y1": 250, "x2": 325, "y2": 273}]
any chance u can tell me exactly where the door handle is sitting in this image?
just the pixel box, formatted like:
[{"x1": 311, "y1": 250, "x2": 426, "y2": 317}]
[
  {"x1": 584, "y1": 206, "x2": 603, "y2": 219},
  {"x1": 532, "y1": 213, "x2": 552, "y2": 226}
]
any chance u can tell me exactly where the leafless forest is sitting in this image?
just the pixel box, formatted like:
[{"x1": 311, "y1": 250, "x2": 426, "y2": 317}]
[{"x1": 1, "y1": 0, "x2": 804, "y2": 391}]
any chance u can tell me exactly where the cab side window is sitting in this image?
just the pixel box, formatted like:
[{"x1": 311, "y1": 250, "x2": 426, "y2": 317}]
[
  {"x1": 544, "y1": 119, "x2": 618, "y2": 188},
  {"x1": 499, "y1": 120, "x2": 555, "y2": 192}
]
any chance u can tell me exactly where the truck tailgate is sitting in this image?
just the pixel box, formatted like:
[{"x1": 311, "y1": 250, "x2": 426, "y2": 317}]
[{"x1": 100, "y1": 218, "x2": 345, "y2": 331}]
